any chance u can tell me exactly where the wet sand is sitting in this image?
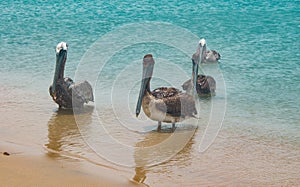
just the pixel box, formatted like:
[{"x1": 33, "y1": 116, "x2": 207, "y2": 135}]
[
  {"x1": 0, "y1": 87, "x2": 142, "y2": 187},
  {"x1": 0, "y1": 141, "x2": 143, "y2": 187},
  {"x1": 0, "y1": 86, "x2": 299, "y2": 186}
]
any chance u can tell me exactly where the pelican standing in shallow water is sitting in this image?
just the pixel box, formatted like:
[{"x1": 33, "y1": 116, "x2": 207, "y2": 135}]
[
  {"x1": 182, "y1": 39, "x2": 216, "y2": 96},
  {"x1": 49, "y1": 42, "x2": 94, "y2": 109},
  {"x1": 136, "y1": 54, "x2": 198, "y2": 131}
]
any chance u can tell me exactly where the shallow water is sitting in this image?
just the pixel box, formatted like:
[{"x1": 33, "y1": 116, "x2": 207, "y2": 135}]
[{"x1": 1, "y1": 0, "x2": 300, "y2": 186}]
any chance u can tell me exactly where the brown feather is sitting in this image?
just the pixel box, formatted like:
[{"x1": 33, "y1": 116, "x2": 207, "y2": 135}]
[
  {"x1": 49, "y1": 78, "x2": 93, "y2": 109},
  {"x1": 182, "y1": 75, "x2": 216, "y2": 96},
  {"x1": 152, "y1": 87, "x2": 197, "y2": 117}
]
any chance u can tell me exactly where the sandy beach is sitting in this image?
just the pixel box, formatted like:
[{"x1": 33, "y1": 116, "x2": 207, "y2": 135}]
[
  {"x1": 2, "y1": 131, "x2": 299, "y2": 186},
  {"x1": 0, "y1": 141, "x2": 144, "y2": 187},
  {"x1": 0, "y1": 87, "x2": 144, "y2": 187},
  {"x1": 0, "y1": 85, "x2": 299, "y2": 186}
]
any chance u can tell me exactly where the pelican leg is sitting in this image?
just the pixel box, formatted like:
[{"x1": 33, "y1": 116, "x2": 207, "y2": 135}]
[
  {"x1": 157, "y1": 121, "x2": 162, "y2": 132},
  {"x1": 172, "y1": 123, "x2": 176, "y2": 132}
]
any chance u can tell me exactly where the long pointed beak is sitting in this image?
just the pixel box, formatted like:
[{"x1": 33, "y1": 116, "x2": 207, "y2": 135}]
[
  {"x1": 192, "y1": 42, "x2": 202, "y2": 95},
  {"x1": 57, "y1": 49, "x2": 67, "y2": 65},
  {"x1": 201, "y1": 44, "x2": 207, "y2": 63},
  {"x1": 192, "y1": 56, "x2": 199, "y2": 95},
  {"x1": 51, "y1": 49, "x2": 67, "y2": 94},
  {"x1": 136, "y1": 77, "x2": 148, "y2": 117},
  {"x1": 136, "y1": 55, "x2": 154, "y2": 117}
]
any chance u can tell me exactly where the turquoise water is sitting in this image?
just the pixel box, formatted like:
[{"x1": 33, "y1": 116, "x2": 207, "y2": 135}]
[{"x1": 1, "y1": 0, "x2": 300, "y2": 185}]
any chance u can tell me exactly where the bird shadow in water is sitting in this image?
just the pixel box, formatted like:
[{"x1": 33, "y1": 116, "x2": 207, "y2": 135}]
[
  {"x1": 45, "y1": 106, "x2": 94, "y2": 159},
  {"x1": 144, "y1": 123, "x2": 198, "y2": 134},
  {"x1": 132, "y1": 125, "x2": 197, "y2": 185}
]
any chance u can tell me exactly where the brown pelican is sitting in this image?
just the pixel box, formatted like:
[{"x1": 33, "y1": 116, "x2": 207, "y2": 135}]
[
  {"x1": 200, "y1": 38, "x2": 221, "y2": 63},
  {"x1": 182, "y1": 39, "x2": 216, "y2": 96},
  {"x1": 49, "y1": 42, "x2": 94, "y2": 109},
  {"x1": 136, "y1": 54, "x2": 198, "y2": 131},
  {"x1": 205, "y1": 50, "x2": 221, "y2": 63}
]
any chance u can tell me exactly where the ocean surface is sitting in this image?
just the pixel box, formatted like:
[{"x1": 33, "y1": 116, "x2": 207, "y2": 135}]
[{"x1": 1, "y1": 0, "x2": 299, "y2": 186}]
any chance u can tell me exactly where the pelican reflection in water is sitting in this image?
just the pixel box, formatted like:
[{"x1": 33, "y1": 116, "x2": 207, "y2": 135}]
[
  {"x1": 45, "y1": 106, "x2": 94, "y2": 158},
  {"x1": 132, "y1": 127, "x2": 196, "y2": 185},
  {"x1": 136, "y1": 54, "x2": 198, "y2": 132}
]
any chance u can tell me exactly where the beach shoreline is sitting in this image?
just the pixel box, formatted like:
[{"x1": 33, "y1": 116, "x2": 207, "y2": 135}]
[
  {"x1": 0, "y1": 141, "x2": 144, "y2": 187},
  {"x1": 0, "y1": 85, "x2": 299, "y2": 186}
]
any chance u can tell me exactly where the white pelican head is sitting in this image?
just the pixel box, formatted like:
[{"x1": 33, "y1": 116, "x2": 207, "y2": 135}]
[
  {"x1": 199, "y1": 38, "x2": 206, "y2": 47},
  {"x1": 56, "y1": 42, "x2": 68, "y2": 54}
]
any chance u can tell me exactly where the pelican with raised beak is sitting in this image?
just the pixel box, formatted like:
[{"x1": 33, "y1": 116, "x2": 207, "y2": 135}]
[
  {"x1": 136, "y1": 54, "x2": 198, "y2": 132},
  {"x1": 182, "y1": 39, "x2": 216, "y2": 96},
  {"x1": 49, "y1": 42, "x2": 93, "y2": 109}
]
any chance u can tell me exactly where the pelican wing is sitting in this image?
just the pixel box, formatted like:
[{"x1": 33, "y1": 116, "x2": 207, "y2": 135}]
[
  {"x1": 202, "y1": 76, "x2": 216, "y2": 92},
  {"x1": 205, "y1": 50, "x2": 221, "y2": 63},
  {"x1": 196, "y1": 75, "x2": 216, "y2": 94},
  {"x1": 155, "y1": 92, "x2": 197, "y2": 117},
  {"x1": 181, "y1": 79, "x2": 192, "y2": 92},
  {"x1": 152, "y1": 87, "x2": 181, "y2": 99},
  {"x1": 182, "y1": 75, "x2": 216, "y2": 95},
  {"x1": 70, "y1": 80, "x2": 94, "y2": 103},
  {"x1": 177, "y1": 93, "x2": 197, "y2": 117}
]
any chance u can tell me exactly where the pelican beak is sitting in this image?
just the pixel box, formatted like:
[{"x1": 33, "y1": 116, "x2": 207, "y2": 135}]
[
  {"x1": 190, "y1": 39, "x2": 207, "y2": 94},
  {"x1": 51, "y1": 48, "x2": 67, "y2": 95},
  {"x1": 192, "y1": 53, "x2": 199, "y2": 95},
  {"x1": 136, "y1": 77, "x2": 147, "y2": 117},
  {"x1": 57, "y1": 49, "x2": 67, "y2": 66},
  {"x1": 136, "y1": 54, "x2": 154, "y2": 117}
]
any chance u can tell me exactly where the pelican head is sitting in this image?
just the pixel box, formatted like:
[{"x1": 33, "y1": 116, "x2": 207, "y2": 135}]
[
  {"x1": 136, "y1": 54, "x2": 155, "y2": 117},
  {"x1": 51, "y1": 42, "x2": 68, "y2": 94},
  {"x1": 199, "y1": 38, "x2": 206, "y2": 47},
  {"x1": 56, "y1": 42, "x2": 68, "y2": 53}
]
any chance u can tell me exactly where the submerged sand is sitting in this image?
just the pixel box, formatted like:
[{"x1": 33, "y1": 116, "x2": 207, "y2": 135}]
[{"x1": 1, "y1": 86, "x2": 299, "y2": 186}]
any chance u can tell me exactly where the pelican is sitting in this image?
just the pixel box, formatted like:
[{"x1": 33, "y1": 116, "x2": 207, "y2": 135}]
[
  {"x1": 200, "y1": 38, "x2": 221, "y2": 63},
  {"x1": 205, "y1": 50, "x2": 221, "y2": 63},
  {"x1": 182, "y1": 39, "x2": 216, "y2": 96},
  {"x1": 136, "y1": 54, "x2": 198, "y2": 131},
  {"x1": 49, "y1": 42, "x2": 93, "y2": 109}
]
